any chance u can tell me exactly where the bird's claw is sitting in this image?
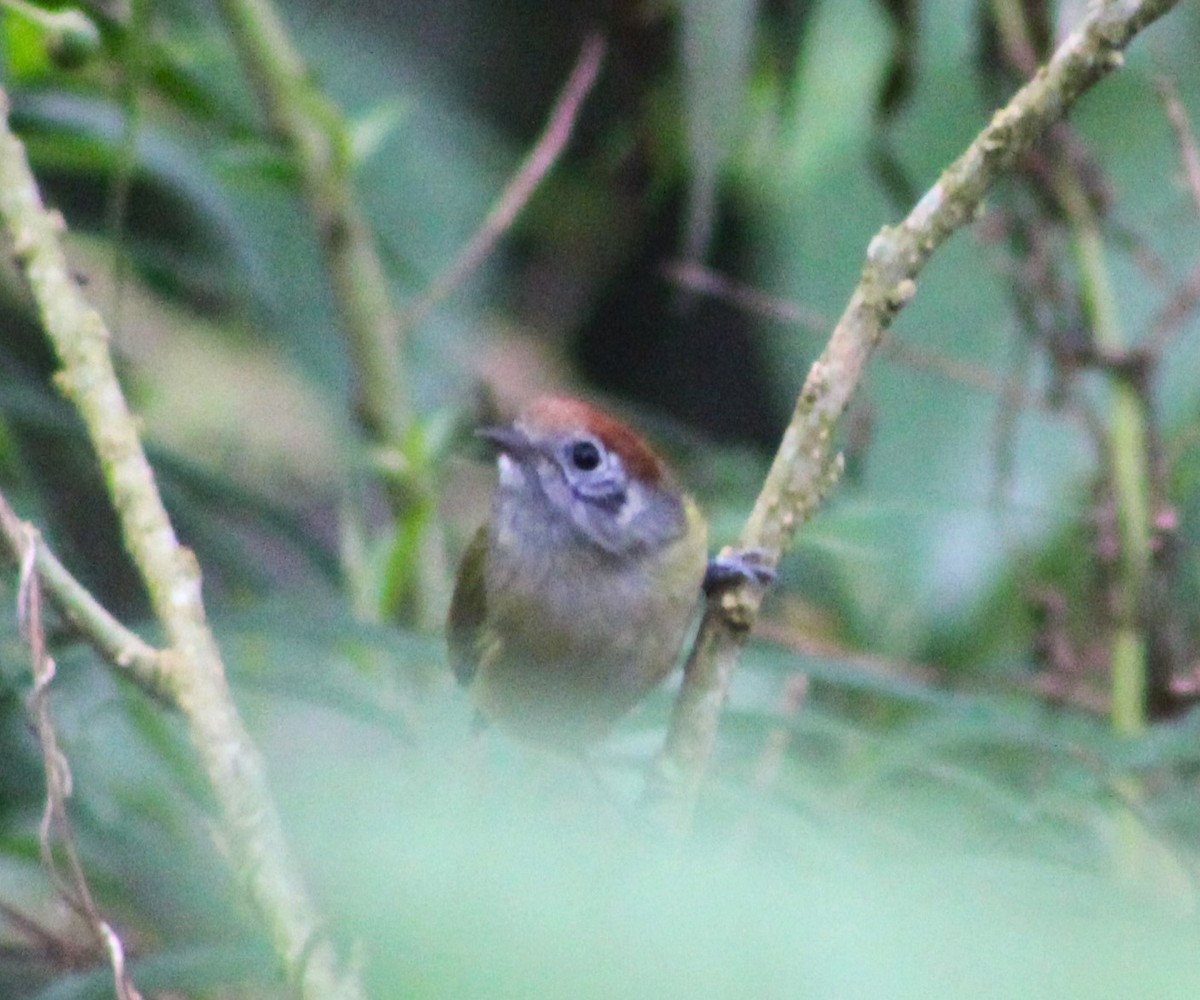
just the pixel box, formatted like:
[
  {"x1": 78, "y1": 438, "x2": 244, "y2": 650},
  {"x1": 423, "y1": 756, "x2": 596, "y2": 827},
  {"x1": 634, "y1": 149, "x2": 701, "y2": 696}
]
[{"x1": 703, "y1": 546, "x2": 777, "y2": 595}]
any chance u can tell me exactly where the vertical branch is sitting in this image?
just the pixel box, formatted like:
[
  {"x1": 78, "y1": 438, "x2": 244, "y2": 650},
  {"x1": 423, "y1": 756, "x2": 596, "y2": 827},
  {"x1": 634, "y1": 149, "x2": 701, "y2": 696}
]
[
  {"x1": 213, "y1": 3, "x2": 606, "y2": 629},
  {"x1": 0, "y1": 91, "x2": 366, "y2": 1000},
  {"x1": 213, "y1": 0, "x2": 408, "y2": 448},
  {"x1": 1058, "y1": 174, "x2": 1151, "y2": 736},
  {"x1": 212, "y1": 0, "x2": 442, "y2": 628}
]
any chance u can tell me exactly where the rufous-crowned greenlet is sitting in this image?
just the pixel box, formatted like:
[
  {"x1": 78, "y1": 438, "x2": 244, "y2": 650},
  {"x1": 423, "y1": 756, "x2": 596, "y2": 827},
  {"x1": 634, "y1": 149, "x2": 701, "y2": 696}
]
[{"x1": 447, "y1": 395, "x2": 715, "y2": 748}]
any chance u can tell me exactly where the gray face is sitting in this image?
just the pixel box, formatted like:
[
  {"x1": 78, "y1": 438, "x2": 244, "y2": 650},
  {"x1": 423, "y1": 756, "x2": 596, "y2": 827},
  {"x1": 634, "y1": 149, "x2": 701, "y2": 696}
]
[{"x1": 496, "y1": 427, "x2": 686, "y2": 557}]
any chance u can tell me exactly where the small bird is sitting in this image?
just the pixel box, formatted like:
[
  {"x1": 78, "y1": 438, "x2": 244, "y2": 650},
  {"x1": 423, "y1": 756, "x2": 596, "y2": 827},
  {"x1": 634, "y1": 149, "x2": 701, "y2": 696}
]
[{"x1": 448, "y1": 395, "x2": 711, "y2": 748}]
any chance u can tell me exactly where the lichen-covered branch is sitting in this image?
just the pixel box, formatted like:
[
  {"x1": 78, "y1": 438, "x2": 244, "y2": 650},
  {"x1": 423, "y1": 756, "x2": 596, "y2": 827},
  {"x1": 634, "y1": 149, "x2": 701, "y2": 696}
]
[
  {"x1": 643, "y1": 0, "x2": 1183, "y2": 830},
  {"x1": 0, "y1": 89, "x2": 366, "y2": 1000}
]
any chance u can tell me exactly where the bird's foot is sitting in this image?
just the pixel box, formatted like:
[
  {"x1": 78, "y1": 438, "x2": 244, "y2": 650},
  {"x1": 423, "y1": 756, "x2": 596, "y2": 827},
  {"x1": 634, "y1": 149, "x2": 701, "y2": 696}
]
[{"x1": 703, "y1": 546, "x2": 777, "y2": 595}]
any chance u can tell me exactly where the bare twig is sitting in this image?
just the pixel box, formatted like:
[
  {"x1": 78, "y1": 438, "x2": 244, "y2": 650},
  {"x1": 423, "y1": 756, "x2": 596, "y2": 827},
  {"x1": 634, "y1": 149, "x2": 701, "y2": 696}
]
[
  {"x1": 1156, "y1": 75, "x2": 1200, "y2": 215},
  {"x1": 400, "y1": 33, "x2": 608, "y2": 336},
  {"x1": 663, "y1": 260, "x2": 830, "y2": 333},
  {"x1": 0, "y1": 899, "x2": 93, "y2": 968},
  {"x1": 389, "y1": 31, "x2": 603, "y2": 627},
  {"x1": 0, "y1": 491, "x2": 169, "y2": 702},
  {"x1": 17, "y1": 527, "x2": 145, "y2": 1000},
  {"x1": 663, "y1": 260, "x2": 1055, "y2": 410},
  {"x1": 1145, "y1": 76, "x2": 1200, "y2": 355},
  {"x1": 0, "y1": 89, "x2": 365, "y2": 1000},
  {"x1": 642, "y1": 0, "x2": 1184, "y2": 831},
  {"x1": 1149, "y1": 263, "x2": 1200, "y2": 352}
]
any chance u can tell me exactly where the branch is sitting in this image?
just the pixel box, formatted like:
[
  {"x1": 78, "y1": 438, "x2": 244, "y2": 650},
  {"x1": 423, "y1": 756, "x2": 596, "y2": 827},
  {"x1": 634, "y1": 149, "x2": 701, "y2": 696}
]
[
  {"x1": 398, "y1": 33, "x2": 607, "y2": 336},
  {"x1": 0, "y1": 91, "x2": 366, "y2": 1000},
  {"x1": 17, "y1": 530, "x2": 144, "y2": 1000},
  {"x1": 212, "y1": 9, "x2": 605, "y2": 632},
  {"x1": 213, "y1": 0, "x2": 407, "y2": 448},
  {"x1": 0, "y1": 491, "x2": 170, "y2": 702},
  {"x1": 642, "y1": 0, "x2": 1184, "y2": 830},
  {"x1": 1156, "y1": 74, "x2": 1200, "y2": 215}
]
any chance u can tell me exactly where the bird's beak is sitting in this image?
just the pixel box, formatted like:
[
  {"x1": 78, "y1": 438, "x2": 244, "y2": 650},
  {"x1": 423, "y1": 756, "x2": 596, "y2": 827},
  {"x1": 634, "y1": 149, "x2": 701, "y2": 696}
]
[{"x1": 476, "y1": 424, "x2": 533, "y2": 459}]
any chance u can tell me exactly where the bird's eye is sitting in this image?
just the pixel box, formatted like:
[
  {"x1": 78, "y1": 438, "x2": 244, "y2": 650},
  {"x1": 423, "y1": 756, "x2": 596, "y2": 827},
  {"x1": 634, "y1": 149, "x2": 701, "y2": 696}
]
[{"x1": 569, "y1": 440, "x2": 602, "y2": 472}]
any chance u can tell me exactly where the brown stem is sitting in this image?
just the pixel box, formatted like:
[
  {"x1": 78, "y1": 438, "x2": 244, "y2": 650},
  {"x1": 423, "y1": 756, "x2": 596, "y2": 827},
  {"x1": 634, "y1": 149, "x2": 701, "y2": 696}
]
[{"x1": 399, "y1": 33, "x2": 608, "y2": 336}]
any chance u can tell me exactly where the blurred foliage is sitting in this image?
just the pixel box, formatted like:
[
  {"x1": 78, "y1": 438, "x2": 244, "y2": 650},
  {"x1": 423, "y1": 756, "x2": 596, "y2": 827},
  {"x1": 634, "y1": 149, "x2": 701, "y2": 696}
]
[{"x1": 2, "y1": 0, "x2": 1200, "y2": 997}]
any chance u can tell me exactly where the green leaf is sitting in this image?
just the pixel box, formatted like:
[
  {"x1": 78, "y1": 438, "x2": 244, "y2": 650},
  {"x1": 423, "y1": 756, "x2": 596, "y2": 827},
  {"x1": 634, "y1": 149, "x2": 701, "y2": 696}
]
[{"x1": 348, "y1": 96, "x2": 411, "y2": 167}]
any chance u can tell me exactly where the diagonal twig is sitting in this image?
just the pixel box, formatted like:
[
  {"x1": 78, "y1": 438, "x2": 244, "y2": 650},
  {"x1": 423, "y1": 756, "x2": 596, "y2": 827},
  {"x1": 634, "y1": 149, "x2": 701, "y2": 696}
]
[
  {"x1": 1155, "y1": 74, "x2": 1200, "y2": 216},
  {"x1": 642, "y1": 0, "x2": 1184, "y2": 831},
  {"x1": 0, "y1": 491, "x2": 169, "y2": 702},
  {"x1": 398, "y1": 32, "x2": 608, "y2": 336}
]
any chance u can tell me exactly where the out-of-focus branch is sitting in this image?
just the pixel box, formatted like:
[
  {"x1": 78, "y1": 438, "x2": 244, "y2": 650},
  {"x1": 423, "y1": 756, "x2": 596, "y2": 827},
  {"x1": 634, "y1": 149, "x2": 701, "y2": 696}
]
[
  {"x1": 213, "y1": 0, "x2": 407, "y2": 448},
  {"x1": 383, "y1": 32, "x2": 606, "y2": 628},
  {"x1": 17, "y1": 528, "x2": 144, "y2": 1000},
  {"x1": 212, "y1": 0, "x2": 443, "y2": 629},
  {"x1": 211, "y1": 6, "x2": 606, "y2": 629},
  {"x1": 664, "y1": 260, "x2": 1057, "y2": 409},
  {"x1": 1054, "y1": 170, "x2": 1151, "y2": 736},
  {"x1": 398, "y1": 33, "x2": 607, "y2": 337},
  {"x1": 1156, "y1": 75, "x2": 1200, "y2": 215},
  {"x1": 0, "y1": 491, "x2": 170, "y2": 702},
  {"x1": 642, "y1": 0, "x2": 1183, "y2": 831},
  {"x1": 0, "y1": 90, "x2": 366, "y2": 1000}
]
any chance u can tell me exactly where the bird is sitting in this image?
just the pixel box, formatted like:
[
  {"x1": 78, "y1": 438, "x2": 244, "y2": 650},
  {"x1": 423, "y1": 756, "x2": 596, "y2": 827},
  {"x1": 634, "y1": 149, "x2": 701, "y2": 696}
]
[{"x1": 447, "y1": 395, "x2": 713, "y2": 749}]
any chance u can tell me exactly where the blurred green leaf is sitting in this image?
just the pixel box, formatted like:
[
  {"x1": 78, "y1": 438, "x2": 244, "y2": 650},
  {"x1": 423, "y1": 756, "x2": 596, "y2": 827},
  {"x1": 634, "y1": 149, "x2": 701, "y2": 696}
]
[{"x1": 348, "y1": 96, "x2": 410, "y2": 167}]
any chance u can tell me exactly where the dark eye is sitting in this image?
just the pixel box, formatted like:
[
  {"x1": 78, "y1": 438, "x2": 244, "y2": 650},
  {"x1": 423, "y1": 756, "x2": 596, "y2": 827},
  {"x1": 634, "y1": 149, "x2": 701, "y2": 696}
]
[{"x1": 570, "y1": 440, "x2": 602, "y2": 471}]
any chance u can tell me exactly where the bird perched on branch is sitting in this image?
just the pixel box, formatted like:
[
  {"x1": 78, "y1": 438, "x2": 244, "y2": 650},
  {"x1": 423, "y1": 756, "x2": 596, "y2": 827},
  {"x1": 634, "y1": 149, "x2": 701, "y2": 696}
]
[{"x1": 448, "y1": 395, "x2": 769, "y2": 748}]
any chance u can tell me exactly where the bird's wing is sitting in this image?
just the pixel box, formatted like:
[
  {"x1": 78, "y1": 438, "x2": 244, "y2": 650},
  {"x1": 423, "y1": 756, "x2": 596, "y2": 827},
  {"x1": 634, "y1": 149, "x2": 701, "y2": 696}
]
[{"x1": 447, "y1": 524, "x2": 489, "y2": 687}]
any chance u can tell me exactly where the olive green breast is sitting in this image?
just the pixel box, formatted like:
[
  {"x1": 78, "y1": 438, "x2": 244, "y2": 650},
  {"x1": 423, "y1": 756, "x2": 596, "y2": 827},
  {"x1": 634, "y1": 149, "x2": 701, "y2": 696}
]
[{"x1": 447, "y1": 499, "x2": 708, "y2": 747}]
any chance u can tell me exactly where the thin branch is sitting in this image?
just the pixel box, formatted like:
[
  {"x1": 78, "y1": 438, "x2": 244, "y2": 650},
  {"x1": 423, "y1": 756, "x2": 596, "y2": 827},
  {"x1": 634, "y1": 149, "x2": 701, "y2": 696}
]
[
  {"x1": 1146, "y1": 76, "x2": 1200, "y2": 355},
  {"x1": 1148, "y1": 263, "x2": 1200, "y2": 352},
  {"x1": 1155, "y1": 74, "x2": 1200, "y2": 215},
  {"x1": 17, "y1": 526, "x2": 145, "y2": 1000},
  {"x1": 1054, "y1": 162, "x2": 1151, "y2": 737},
  {"x1": 0, "y1": 491, "x2": 170, "y2": 702},
  {"x1": 642, "y1": 0, "x2": 1184, "y2": 831},
  {"x1": 664, "y1": 260, "x2": 1057, "y2": 410},
  {"x1": 0, "y1": 899, "x2": 93, "y2": 968},
  {"x1": 663, "y1": 260, "x2": 830, "y2": 330},
  {"x1": 0, "y1": 90, "x2": 366, "y2": 1000},
  {"x1": 399, "y1": 33, "x2": 608, "y2": 336}
]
